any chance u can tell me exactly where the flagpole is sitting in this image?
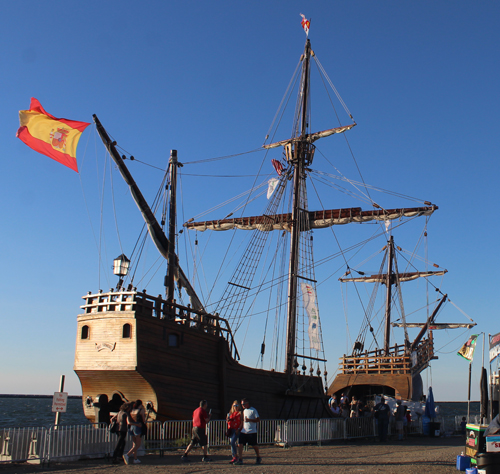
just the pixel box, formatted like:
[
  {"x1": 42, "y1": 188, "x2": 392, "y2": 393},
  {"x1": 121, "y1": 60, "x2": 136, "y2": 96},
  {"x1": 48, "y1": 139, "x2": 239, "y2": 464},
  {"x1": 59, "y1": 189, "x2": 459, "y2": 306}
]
[
  {"x1": 468, "y1": 360, "x2": 471, "y2": 423},
  {"x1": 489, "y1": 333, "x2": 492, "y2": 423}
]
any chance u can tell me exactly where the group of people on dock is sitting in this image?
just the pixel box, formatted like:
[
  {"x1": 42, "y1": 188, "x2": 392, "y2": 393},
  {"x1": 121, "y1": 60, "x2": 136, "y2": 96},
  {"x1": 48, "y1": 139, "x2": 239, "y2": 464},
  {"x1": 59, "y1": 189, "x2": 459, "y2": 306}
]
[
  {"x1": 110, "y1": 399, "x2": 147, "y2": 464},
  {"x1": 181, "y1": 398, "x2": 262, "y2": 465},
  {"x1": 329, "y1": 394, "x2": 412, "y2": 441}
]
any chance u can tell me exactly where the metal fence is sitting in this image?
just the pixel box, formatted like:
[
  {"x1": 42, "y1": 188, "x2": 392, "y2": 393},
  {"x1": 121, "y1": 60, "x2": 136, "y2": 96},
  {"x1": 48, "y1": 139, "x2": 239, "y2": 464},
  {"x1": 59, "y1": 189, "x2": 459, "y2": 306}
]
[{"x1": 0, "y1": 416, "x2": 430, "y2": 465}]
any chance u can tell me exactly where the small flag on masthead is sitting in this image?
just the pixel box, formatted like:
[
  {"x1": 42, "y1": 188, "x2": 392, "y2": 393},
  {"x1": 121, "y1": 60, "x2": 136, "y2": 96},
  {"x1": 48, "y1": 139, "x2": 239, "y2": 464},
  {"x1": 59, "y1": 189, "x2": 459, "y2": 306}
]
[{"x1": 300, "y1": 13, "x2": 310, "y2": 36}]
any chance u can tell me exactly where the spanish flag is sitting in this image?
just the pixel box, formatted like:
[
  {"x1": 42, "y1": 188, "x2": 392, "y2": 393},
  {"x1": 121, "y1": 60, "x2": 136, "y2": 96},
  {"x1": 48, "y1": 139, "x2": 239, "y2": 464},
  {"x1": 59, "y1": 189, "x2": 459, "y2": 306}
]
[{"x1": 17, "y1": 98, "x2": 90, "y2": 173}]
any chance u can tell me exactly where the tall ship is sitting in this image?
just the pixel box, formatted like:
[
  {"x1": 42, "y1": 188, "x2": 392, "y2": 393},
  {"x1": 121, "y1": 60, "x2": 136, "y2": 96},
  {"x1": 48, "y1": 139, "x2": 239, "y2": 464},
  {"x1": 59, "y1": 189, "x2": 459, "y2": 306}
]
[
  {"x1": 74, "y1": 27, "x2": 463, "y2": 422},
  {"x1": 328, "y1": 235, "x2": 475, "y2": 402}
]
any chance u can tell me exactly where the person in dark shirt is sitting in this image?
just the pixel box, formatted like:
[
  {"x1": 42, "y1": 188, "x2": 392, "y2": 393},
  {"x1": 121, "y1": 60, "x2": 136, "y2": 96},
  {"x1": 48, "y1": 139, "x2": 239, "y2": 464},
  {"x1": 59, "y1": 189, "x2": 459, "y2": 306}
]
[
  {"x1": 181, "y1": 400, "x2": 212, "y2": 462},
  {"x1": 374, "y1": 396, "x2": 391, "y2": 442},
  {"x1": 111, "y1": 402, "x2": 132, "y2": 464}
]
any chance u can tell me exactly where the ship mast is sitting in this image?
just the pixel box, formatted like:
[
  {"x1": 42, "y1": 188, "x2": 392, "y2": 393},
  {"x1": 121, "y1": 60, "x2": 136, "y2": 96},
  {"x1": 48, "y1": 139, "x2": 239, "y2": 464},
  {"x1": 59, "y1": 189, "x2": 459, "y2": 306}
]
[
  {"x1": 285, "y1": 39, "x2": 312, "y2": 376},
  {"x1": 384, "y1": 236, "x2": 395, "y2": 354},
  {"x1": 93, "y1": 115, "x2": 204, "y2": 311},
  {"x1": 166, "y1": 150, "x2": 178, "y2": 304}
]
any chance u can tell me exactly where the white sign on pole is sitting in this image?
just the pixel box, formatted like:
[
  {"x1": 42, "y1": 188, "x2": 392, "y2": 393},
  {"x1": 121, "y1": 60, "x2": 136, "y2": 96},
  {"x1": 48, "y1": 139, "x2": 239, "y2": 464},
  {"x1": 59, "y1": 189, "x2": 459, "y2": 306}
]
[{"x1": 52, "y1": 392, "x2": 68, "y2": 413}]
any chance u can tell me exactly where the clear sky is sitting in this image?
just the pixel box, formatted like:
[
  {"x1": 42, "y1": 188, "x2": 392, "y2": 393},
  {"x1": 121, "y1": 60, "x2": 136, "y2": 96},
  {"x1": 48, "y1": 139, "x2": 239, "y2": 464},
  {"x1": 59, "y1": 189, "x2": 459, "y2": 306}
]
[{"x1": 1, "y1": 1, "x2": 499, "y2": 402}]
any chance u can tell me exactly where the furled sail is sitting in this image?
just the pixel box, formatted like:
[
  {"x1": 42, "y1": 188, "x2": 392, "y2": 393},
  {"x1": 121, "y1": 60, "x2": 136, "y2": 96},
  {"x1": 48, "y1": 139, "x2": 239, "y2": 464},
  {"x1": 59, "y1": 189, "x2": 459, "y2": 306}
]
[
  {"x1": 184, "y1": 205, "x2": 437, "y2": 232},
  {"x1": 340, "y1": 269, "x2": 447, "y2": 283},
  {"x1": 392, "y1": 323, "x2": 476, "y2": 329},
  {"x1": 263, "y1": 124, "x2": 356, "y2": 149}
]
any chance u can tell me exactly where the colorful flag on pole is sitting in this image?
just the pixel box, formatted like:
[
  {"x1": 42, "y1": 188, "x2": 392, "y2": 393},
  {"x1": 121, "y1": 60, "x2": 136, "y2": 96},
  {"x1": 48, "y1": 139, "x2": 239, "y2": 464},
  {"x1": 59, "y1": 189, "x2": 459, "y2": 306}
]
[
  {"x1": 271, "y1": 159, "x2": 283, "y2": 176},
  {"x1": 490, "y1": 332, "x2": 500, "y2": 363},
  {"x1": 457, "y1": 334, "x2": 478, "y2": 361},
  {"x1": 300, "y1": 14, "x2": 310, "y2": 36},
  {"x1": 17, "y1": 98, "x2": 90, "y2": 172}
]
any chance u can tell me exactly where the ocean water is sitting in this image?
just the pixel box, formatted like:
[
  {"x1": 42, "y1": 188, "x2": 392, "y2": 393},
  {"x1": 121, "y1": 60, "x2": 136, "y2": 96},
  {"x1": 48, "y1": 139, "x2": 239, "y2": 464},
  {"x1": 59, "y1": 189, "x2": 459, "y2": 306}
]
[
  {"x1": 0, "y1": 397, "x2": 88, "y2": 429},
  {"x1": 0, "y1": 396, "x2": 481, "y2": 429}
]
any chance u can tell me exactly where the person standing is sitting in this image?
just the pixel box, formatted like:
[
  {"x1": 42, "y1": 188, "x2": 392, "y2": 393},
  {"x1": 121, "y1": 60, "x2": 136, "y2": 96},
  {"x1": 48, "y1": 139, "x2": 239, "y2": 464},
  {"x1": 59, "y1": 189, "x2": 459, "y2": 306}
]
[
  {"x1": 111, "y1": 402, "x2": 131, "y2": 464},
  {"x1": 236, "y1": 398, "x2": 261, "y2": 465},
  {"x1": 394, "y1": 400, "x2": 405, "y2": 440},
  {"x1": 374, "y1": 396, "x2": 391, "y2": 442},
  {"x1": 125, "y1": 400, "x2": 145, "y2": 464},
  {"x1": 226, "y1": 400, "x2": 242, "y2": 463},
  {"x1": 181, "y1": 400, "x2": 212, "y2": 462}
]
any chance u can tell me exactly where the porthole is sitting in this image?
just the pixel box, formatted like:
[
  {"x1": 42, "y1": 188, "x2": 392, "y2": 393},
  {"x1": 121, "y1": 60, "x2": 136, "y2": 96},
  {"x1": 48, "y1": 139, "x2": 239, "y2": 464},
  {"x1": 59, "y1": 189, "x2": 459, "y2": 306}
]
[
  {"x1": 122, "y1": 323, "x2": 131, "y2": 338},
  {"x1": 81, "y1": 325, "x2": 89, "y2": 339},
  {"x1": 168, "y1": 333, "x2": 179, "y2": 347}
]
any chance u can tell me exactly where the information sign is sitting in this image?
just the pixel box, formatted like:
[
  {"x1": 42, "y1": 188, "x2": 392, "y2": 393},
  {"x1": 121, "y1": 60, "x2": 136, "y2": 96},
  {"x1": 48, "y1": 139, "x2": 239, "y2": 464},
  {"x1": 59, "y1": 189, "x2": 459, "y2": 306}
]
[{"x1": 52, "y1": 392, "x2": 68, "y2": 413}]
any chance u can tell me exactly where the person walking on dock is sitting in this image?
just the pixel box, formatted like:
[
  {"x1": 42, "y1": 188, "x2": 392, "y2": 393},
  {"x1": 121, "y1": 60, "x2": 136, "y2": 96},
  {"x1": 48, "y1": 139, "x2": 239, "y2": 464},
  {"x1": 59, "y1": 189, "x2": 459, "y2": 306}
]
[
  {"x1": 236, "y1": 398, "x2": 261, "y2": 465},
  {"x1": 125, "y1": 400, "x2": 146, "y2": 464},
  {"x1": 226, "y1": 400, "x2": 242, "y2": 463},
  {"x1": 111, "y1": 402, "x2": 132, "y2": 464},
  {"x1": 181, "y1": 400, "x2": 212, "y2": 462}
]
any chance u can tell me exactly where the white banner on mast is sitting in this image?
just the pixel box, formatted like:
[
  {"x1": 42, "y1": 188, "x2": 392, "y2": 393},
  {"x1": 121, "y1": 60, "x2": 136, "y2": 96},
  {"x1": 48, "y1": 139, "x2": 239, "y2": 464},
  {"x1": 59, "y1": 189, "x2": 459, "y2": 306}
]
[
  {"x1": 267, "y1": 178, "x2": 278, "y2": 199},
  {"x1": 301, "y1": 282, "x2": 321, "y2": 350}
]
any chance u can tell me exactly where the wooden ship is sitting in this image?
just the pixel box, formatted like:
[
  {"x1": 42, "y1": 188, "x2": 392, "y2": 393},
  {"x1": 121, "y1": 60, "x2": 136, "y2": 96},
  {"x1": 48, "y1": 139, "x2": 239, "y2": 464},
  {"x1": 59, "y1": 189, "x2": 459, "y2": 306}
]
[
  {"x1": 74, "y1": 32, "x2": 452, "y2": 423},
  {"x1": 328, "y1": 236, "x2": 476, "y2": 401}
]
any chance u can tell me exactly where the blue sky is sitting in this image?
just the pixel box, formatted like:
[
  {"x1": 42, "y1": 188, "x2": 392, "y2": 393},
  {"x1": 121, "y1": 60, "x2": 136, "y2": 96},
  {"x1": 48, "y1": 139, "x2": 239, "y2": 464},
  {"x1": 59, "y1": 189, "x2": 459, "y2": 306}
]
[{"x1": 1, "y1": 2, "x2": 499, "y2": 402}]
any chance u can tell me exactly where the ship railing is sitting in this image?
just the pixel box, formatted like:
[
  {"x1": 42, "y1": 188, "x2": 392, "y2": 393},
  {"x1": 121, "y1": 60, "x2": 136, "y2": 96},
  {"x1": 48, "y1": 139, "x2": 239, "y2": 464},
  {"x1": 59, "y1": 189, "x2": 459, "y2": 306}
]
[
  {"x1": 337, "y1": 338, "x2": 437, "y2": 376},
  {"x1": 80, "y1": 289, "x2": 240, "y2": 360},
  {"x1": 338, "y1": 348, "x2": 412, "y2": 375}
]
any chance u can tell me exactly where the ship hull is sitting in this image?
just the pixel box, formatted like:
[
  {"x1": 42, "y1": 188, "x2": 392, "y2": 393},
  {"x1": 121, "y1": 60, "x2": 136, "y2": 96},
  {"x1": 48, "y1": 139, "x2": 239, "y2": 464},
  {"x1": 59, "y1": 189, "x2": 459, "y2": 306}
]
[{"x1": 74, "y1": 290, "x2": 330, "y2": 422}]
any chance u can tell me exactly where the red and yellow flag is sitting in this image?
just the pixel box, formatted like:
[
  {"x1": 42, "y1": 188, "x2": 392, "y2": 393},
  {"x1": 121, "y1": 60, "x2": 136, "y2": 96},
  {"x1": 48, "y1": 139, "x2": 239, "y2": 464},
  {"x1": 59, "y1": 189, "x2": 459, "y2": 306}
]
[
  {"x1": 300, "y1": 13, "x2": 310, "y2": 36},
  {"x1": 17, "y1": 98, "x2": 90, "y2": 173}
]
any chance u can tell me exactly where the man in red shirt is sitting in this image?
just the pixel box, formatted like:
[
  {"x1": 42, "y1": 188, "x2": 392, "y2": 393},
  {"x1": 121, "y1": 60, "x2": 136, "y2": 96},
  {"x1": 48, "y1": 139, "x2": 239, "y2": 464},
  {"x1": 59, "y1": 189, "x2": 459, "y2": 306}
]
[{"x1": 181, "y1": 400, "x2": 212, "y2": 462}]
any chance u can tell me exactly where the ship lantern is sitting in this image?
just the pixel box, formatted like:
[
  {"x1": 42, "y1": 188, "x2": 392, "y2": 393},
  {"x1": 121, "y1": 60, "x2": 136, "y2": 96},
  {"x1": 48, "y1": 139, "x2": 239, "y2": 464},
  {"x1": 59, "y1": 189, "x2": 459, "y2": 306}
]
[{"x1": 113, "y1": 254, "x2": 130, "y2": 289}]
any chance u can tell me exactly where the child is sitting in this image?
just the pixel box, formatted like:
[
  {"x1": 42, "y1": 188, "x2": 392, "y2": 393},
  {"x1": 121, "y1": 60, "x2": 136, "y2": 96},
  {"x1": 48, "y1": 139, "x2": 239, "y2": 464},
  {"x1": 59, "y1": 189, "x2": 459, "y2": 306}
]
[{"x1": 460, "y1": 417, "x2": 467, "y2": 437}]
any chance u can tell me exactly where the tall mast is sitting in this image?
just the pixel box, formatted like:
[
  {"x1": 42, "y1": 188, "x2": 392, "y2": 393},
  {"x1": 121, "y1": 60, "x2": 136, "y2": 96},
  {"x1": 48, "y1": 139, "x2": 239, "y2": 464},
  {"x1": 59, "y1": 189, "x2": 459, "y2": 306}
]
[
  {"x1": 384, "y1": 236, "x2": 395, "y2": 354},
  {"x1": 286, "y1": 39, "x2": 312, "y2": 376},
  {"x1": 93, "y1": 115, "x2": 204, "y2": 311},
  {"x1": 166, "y1": 150, "x2": 178, "y2": 304}
]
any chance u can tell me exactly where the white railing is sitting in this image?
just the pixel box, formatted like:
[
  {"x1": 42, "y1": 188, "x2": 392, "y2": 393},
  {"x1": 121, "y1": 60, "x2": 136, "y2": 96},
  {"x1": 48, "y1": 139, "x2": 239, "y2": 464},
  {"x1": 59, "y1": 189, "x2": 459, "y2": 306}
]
[
  {"x1": 46, "y1": 423, "x2": 114, "y2": 463},
  {"x1": 0, "y1": 427, "x2": 47, "y2": 463},
  {"x1": 0, "y1": 416, "x2": 427, "y2": 464}
]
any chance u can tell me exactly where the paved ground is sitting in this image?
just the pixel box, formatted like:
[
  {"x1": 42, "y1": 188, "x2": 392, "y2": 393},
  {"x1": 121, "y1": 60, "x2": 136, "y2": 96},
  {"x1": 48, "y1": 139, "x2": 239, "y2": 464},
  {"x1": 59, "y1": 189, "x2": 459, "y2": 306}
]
[{"x1": 0, "y1": 436, "x2": 465, "y2": 474}]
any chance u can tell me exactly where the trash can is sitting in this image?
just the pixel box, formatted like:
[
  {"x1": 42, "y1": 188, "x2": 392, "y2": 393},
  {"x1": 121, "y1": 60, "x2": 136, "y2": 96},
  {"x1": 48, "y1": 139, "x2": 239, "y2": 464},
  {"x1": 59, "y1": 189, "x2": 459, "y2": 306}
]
[
  {"x1": 429, "y1": 421, "x2": 440, "y2": 437},
  {"x1": 476, "y1": 452, "x2": 500, "y2": 474}
]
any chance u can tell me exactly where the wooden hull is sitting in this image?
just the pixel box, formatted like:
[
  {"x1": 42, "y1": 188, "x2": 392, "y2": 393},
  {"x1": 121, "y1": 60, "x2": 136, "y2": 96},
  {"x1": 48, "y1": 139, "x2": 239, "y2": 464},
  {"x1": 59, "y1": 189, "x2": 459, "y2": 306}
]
[
  {"x1": 328, "y1": 373, "x2": 412, "y2": 400},
  {"x1": 327, "y1": 341, "x2": 433, "y2": 402},
  {"x1": 74, "y1": 290, "x2": 330, "y2": 422}
]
